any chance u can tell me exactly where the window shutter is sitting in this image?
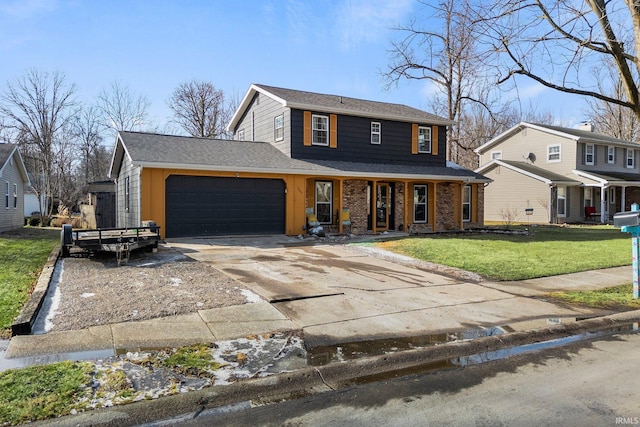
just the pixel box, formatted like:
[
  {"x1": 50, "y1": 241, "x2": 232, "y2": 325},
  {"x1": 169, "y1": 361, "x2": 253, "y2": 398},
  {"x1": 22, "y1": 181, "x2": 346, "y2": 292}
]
[
  {"x1": 329, "y1": 114, "x2": 338, "y2": 148},
  {"x1": 431, "y1": 125, "x2": 438, "y2": 155},
  {"x1": 303, "y1": 111, "x2": 312, "y2": 146},
  {"x1": 411, "y1": 124, "x2": 418, "y2": 154}
]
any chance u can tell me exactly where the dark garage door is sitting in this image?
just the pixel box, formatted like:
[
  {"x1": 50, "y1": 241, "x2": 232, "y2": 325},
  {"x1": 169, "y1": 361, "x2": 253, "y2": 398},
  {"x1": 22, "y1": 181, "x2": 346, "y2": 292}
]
[{"x1": 165, "y1": 175, "x2": 286, "y2": 238}]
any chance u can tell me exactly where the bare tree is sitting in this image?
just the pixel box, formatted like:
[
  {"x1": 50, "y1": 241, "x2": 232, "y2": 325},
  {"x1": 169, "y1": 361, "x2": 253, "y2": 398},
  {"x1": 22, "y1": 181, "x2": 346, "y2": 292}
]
[
  {"x1": 167, "y1": 80, "x2": 232, "y2": 138},
  {"x1": 385, "y1": 0, "x2": 508, "y2": 166},
  {"x1": 0, "y1": 69, "x2": 78, "y2": 221},
  {"x1": 97, "y1": 80, "x2": 150, "y2": 134},
  {"x1": 72, "y1": 105, "x2": 108, "y2": 184},
  {"x1": 477, "y1": 0, "x2": 640, "y2": 121}
]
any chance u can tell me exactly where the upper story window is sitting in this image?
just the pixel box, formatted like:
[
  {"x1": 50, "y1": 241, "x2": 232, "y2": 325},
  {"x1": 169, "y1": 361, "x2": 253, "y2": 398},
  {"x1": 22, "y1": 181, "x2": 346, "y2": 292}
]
[
  {"x1": 274, "y1": 114, "x2": 284, "y2": 141},
  {"x1": 237, "y1": 129, "x2": 245, "y2": 140},
  {"x1": 371, "y1": 122, "x2": 381, "y2": 144},
  {"x1": 585, "y1": 144, "x2": 594, "y2": 165},
  {"x1": 627, "y1": 149, "x2": 635, "y2": 169},
  {"x1": 608, "y1": 146, "x2": 615, "y2": 164},
  {"x1": 547, "y1": 144, "x2": 561, "y2": 162},
  {"x1": 491, "y1": 151, "x2": 502, "y2": 160},
  {"x1": 418, "y1": 126, "x2": 431, "y2": 153},
  {"x1": 312, "y1": 115, "x2": 329, "y2": 146}
]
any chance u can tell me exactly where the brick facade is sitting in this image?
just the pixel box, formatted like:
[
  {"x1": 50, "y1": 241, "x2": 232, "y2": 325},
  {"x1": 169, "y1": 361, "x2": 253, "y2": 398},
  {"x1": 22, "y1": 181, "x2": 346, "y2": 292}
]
[{"x1": 342, "y1": 180, "x2": 368, "y2": 234}]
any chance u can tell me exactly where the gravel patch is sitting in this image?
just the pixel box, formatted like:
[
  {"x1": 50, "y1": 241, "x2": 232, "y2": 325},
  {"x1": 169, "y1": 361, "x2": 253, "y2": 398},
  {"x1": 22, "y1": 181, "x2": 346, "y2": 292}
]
[{"x1": 46, "y1": 245, "x2": 248, "y2": 332}]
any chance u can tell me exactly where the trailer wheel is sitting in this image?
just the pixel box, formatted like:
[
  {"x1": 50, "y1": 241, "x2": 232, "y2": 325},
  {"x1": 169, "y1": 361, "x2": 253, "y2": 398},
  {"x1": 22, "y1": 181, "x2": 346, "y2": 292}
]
[{"x1": 61, "y1": 224, "x2": 72, "y2": 257}]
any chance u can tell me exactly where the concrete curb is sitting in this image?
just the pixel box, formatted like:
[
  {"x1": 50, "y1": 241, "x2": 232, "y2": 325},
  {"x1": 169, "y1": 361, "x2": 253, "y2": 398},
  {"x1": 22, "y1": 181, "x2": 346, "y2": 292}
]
[
  {"x1": 11, "y1": 245, "x2": 60, "y2": 336},
  {"x1": 33, "y1": 309, "x2": 640, "y2": 427}
]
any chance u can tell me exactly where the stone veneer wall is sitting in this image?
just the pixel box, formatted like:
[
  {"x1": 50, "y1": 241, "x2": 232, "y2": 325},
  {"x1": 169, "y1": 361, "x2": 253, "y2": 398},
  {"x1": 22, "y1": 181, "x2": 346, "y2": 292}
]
[
  {"x1": 436, "y1": 183, "x2": 457, "y2": 231},
  {"x1": 342, "y1": 180, "x2": 368, "y2": 234},
  {"x1": 394, "y1": 184, "x2": 405, "y2": 232}
]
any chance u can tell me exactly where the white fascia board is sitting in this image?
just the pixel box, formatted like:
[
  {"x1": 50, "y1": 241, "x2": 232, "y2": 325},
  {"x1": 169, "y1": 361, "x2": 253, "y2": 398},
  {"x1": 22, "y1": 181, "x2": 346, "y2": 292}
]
[
  {"x1": 108, "y1": 133, "x2": 133, "y2": 179},
  {"x1": 572, "y1": 170, "x2": 608, "y2": 186},
  {"x1": 13, "y1": 147, "x2": 31, "y2": 186},
  {"x1": 226, "y1": 84, "x2": 288, "y2": 132},
  {"x1": 483, "y1": 159, "x2": 553, "y2": 184},
  {"x1": 285, "y1": 102, "x2": 453, "y2": 126},
  {"x1": 133, "y1": 161, "x2": 484, "y2": 182}
]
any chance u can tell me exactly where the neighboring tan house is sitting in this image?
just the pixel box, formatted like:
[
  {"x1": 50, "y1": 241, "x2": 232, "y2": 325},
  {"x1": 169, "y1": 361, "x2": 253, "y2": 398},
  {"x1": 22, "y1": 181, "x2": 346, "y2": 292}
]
[
  {"x1": 475, "y1": 122, "x2": 640, "y2": 224},
  {"x1": 0, "y1": 143, "x2": 30, "y2": 232},
  {"x1": 109, "y1": 84, "x2": 489, "y2": 238}
]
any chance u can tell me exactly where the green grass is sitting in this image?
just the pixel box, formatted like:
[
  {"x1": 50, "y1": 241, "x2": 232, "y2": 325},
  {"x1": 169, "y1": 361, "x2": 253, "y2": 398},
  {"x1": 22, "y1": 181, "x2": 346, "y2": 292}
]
[
  {"x1": 548, "y1": 284, "x2": 640, "y2": 310},
  {"x1": 371, "y1": 225, "x2": 630, "y2": 281},
  {"x1": 0, "y1": 228, "x2": 59, "y2": 336},
  {"x1": 160, "y1": 344, "x2": 222, "y2": 372},
  {"x1": 0, "y1": 361, "x2": 92, "y2": 425}
]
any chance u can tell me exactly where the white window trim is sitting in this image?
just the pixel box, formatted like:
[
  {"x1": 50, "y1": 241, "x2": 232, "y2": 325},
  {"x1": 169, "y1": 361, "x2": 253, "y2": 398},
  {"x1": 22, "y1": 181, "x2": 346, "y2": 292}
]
[
  {"x1": 13, "y1": 183, "x2": 17, "y2": 209},
  {"x1": 547, "y1": 144, "x2": 561, "y2": 163},
  {"x1": 413, "y1": 184, "x2": 428, "y2": 223},
  {"x1": 462, "y1": 185, "x2": 471, "y2": 222},
  {"x1": 274, "y1": 114, "x2": 284, "y2": 141},
  {"x1": 585, "y1": 143, "x2": 594, "y2": 165},
  {"x1": 418, "y1": 126, "x2": 431, "y2": 153},
  {"x1": 627, "y1": 149, "x2": 635, "y2": 169},
  {"x1": 608, "y1": 146, "x2": 615, "y2": 164},
  {"x1": 371, "y1": 121, "x2": 381, "y2": 145},
  {"x1": 237, "y1": 129, "x2": 245, "y2": 140},
  {"x1": 557, "y1": 186, "x2": 567, "y2": 217},
  {"x1": 312, "y1": 114, "x2": 329, "y2": 146},
  {"x1": 315, "y1": 181, "x2": 333, "y2": 224},
  {"x1": 491, "y1": 151, "x2": 502, "y2": 160},
  {"x1": 4, "y1": 181, "x2": 8, "y2": 209}
]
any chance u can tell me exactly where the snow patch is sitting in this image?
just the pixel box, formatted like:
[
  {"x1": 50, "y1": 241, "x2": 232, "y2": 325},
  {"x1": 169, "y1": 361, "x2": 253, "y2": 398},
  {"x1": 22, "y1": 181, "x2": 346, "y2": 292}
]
[
  {"x1": 240, "y1": 289, "x2": 262, "y2": 303},
  {"x1": 81, "y1": 293, "x2": 95, "y2": 298}
]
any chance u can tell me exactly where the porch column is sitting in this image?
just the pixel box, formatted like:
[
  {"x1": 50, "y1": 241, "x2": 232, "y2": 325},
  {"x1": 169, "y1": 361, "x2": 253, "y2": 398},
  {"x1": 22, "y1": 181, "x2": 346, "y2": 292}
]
[
  {"x1": 404, "y1": 181, "x2": 410, "y2": 233},
  {"x1": 600, "y1": 185, "x2": 607, "y2": 223},
  {"x1": 622, "y1": 186, "x2": 627, "y2": 212},
  {"x1": 337, "y1": 179, "x2": 344, "y2": 234},
  {"x1": 459, "y1": 182, "x2": 464, "y2": 230},
  {"x1": 371, "y1": 179, "x2": 377, "y2": 234}
]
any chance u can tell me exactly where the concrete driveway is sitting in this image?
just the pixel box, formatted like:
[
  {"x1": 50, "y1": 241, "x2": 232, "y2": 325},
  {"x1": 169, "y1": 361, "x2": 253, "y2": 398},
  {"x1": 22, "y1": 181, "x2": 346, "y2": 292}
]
[{"x1": 167, "y1": 235, "x2": 612, "y2": 347}]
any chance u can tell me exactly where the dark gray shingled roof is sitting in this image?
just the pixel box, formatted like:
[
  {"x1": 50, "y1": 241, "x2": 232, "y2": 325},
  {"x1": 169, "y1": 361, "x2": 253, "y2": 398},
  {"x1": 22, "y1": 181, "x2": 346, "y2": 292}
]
[
  {"x1": 112, "y1": 131, "x2": 488, "y2": 182},
  {"x1": 527, "y1": 123, "x2": 632, "y2": 145},
  {"x1": 498, "y1": 160, "x2": 581, "y2": 183},
  {"x1": 0, "y1": 143, "x2": 16, "y2": 168}
]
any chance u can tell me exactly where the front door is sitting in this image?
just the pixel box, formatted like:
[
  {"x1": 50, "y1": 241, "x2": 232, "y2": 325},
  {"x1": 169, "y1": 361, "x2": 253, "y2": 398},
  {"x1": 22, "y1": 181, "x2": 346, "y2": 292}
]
[{"x1": 376, "y1": 183, "x2": 389, "y2": 230}]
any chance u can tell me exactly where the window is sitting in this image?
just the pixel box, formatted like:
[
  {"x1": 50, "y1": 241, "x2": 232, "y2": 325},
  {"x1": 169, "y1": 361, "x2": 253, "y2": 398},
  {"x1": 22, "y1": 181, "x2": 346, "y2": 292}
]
[
  {"x1": 557, "y1": 186, "x2": 566, "y2": 217},
  {"x1": 491, "y1": 151, "x2": 502, "y2": 160},
  {"x1": 627, "y1": 149, "x2": 635, "y2": 168},
  {"x1": 4, "y1": 182, "x2": 8, "y2": 209},
  {"x1": 124, "y1": 177, "x2": 130, "y2": 212},
  {"x1": 237, "y1": 129, "x2": 245, "y2": 140},
  {"x1": 547, "y1": 144, "x2": 561, "y2": 162},
  {"x1": 608, "y1": 146, "x2": 615, "y2": 164},
  {"x1": 462, "y1": 185, "x2": 471, "y2": 222},
  {"x1": 13, "y1": 184, "x2": 17, "y2": 209},
  {"x1": 413, "y1": 185, "x2": 428, "y2": 223},
  {"x1": 315, "y1": 181, "x2": 332, "y2": 224},
  {"x1": 584, "y1": 187, "x2": 593, "y2": 207},
  {"x1": 418, "y1": 127, "x2": 431, "y2": 153},
  {"x1": 371, "y1": 122, "x2": 381, "y2": 144},
  {"x1": 274, "y1": 114, "x2": 284, "y2": 141},
  {"x1": 312, "y1": 115, "x2": 329, "y2": 146},
  {"x1": 585, "y1": 144, "x2": 594, "y2": 165}
]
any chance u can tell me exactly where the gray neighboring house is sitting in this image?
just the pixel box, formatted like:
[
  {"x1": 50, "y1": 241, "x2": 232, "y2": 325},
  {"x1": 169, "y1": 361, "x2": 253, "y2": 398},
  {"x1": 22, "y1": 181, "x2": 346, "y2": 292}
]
[{"x1": 0, "y1": 143, "x2": 30, "y2": 232}]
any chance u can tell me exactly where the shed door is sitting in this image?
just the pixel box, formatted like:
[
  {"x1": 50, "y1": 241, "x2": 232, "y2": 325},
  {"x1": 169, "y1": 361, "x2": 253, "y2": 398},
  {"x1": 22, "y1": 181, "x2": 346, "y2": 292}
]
[{"x1": 165, "y1": 175, "x2": 285, "y2": 238}]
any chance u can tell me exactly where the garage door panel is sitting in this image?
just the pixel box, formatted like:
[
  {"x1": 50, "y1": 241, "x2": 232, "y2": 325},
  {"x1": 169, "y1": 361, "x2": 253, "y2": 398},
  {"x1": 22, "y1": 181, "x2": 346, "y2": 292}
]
[{"x1": 165, "y1": 176, "x2": 285, "y2": 238}]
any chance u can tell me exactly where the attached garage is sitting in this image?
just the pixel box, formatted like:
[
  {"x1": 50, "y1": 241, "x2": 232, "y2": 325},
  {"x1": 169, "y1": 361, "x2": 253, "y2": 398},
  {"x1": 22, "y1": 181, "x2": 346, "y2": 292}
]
[{"x1": 165, "y1": 175, "x2": 286, "y2": 237}]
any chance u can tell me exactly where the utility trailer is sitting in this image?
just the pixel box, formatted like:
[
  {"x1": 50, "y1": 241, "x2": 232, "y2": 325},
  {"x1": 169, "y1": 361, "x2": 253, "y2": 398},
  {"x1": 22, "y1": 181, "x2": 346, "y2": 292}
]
[{"x1": 60, "y1": 223, "x2": 161, "y2": 265}]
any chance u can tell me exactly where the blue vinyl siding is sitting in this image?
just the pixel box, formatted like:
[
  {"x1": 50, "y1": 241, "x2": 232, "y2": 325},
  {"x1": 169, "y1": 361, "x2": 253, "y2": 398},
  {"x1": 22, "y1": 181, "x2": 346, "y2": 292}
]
[{"x1": 290, "y1": 109, "x2": 446, "y2": 166}]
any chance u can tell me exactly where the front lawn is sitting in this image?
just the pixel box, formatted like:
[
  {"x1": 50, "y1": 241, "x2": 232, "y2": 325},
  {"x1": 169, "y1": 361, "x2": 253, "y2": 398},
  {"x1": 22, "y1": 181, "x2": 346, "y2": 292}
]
[
  {"x1": 370, "y1": 225, "x2": 630, "y2": 281},
  {"x1": 548, "y1": 284, "x2": 640, "y2": 310},
  {"x1": 0, "y1": 228, "x2": 59, "y2": 337}
]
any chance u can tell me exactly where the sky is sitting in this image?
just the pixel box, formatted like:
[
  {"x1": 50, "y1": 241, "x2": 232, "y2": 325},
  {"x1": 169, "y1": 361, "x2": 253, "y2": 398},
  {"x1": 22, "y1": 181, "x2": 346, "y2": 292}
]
[{"x1": 0, "y1": 0, "x2": 589, "y2": 137}]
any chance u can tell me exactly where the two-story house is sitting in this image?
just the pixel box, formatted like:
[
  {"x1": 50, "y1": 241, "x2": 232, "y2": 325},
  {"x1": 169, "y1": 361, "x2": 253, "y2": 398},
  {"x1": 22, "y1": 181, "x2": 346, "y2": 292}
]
[
  {"x1": 475, "y1": 122, "x2": 640, "y2": 224},
  {"x1": 109, "y1": 84, "x2": 488, "y2": 238}
]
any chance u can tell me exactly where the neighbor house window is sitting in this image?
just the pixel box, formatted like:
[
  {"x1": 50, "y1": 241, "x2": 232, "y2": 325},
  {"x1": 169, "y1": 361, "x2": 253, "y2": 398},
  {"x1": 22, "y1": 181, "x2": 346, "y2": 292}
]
[
  {"x1": 608, "y1": 146, "x2": 615, "y2": 164},
  {"x1": 371, "y1": 121, "x2": 381, "y2": 144},
  {"x1": 315, "y1": 181, "x2": 332, "y2": 224},
  {"x1": 491, "y1": 151, "x2": 502, "y2": 160},
  {"x1": 584, "y1": 187, "x2": 593, "y2": 207},
  {"x1": 418, "y1": 127, "x2": 431, "y2": 153},
  {"x1": 13, "y1": 184, "x2": 17, "y2": 209},
  {"x1": 274, "y1": 114, "x2": 284, "y2": 141},
  {"x1": 312, "y1": 115, "x2": 329, "y2": 146},
  {"x1": 610, "y1": 187, "x2": 616, "y2": 204},
  {"x1": 548, "y1": 144, "x2": 561, "y2": 162},
  {"x1": 237, "y1": 129, "x2": 245, "y2": 140},
  {"x1": 413, "y1": 184, "x2": 428, "y2": 223},
  {"x1": 124, "y1": 177, "x2": 130, "y2": 212},
  {"x1": 557, "y1": 186, "x2": 566, "y2": 217},
  {"x1": 4, "y1": 182, "x2": 8, "y2": 209},
  {"x1": 627, "y1": 149, "x2": 635, "y2": 168},
  {"x1": 585, "y1": 144, "x2": 594, "y2": 165},
  {"x1": 462, "y1": 185, "x2": 471, "y2": 222}
]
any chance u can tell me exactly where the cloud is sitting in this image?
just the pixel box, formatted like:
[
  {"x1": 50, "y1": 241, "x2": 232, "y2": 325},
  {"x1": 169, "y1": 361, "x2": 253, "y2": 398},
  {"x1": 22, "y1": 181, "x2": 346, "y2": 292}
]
[{"x1": 333, "y1": 0, "x2": 414, "y2": 51}]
